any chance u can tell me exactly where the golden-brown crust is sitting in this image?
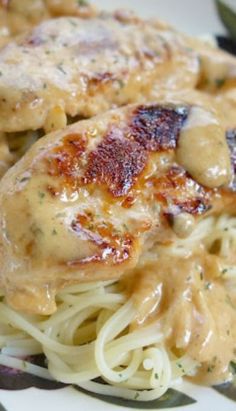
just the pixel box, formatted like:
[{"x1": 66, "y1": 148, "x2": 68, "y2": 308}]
[
  {"x1": 0, "y1": 14, "x2": 199, "y2": 133},
  {"x1": 46, "y1": 104, "x2": 191, "y2": 200},
  {"x1": 149, "y1": 166, "x2": 211, "y2": 215},
  {"x1": 0, "y1": 102, "x2": 235, "y2": 314},
  {"x1": 70, "y1": 214, "x2": 134, "y2": 267},
  {"x1": 83, "y1": 130, "x2": 148, "y2": 197},
  {"x1": 128, "y1": 105, "x2": 189, "y2": 151},
  {"x1": 48, "y1": 133, "x2": 87, "y2": 184}
]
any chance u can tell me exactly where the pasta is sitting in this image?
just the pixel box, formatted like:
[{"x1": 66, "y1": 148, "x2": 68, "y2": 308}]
[{"x1": 0, "y1": 215, "x2": 234, "y2": 400}]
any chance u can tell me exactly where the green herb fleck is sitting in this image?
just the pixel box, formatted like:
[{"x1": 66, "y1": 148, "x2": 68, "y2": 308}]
[
  {"x1": 22, "y1": 361, "x2": 27, "y2": 369},
  {"x1": 57, "y1": 63, "x2": 67, "y2": 75},
  {"x1": 56, "y1": 212, "x2": 66, "y2": 218},
  {"x1": 77, "y1": 0, "x2": 88, "y2": 6},
  {"x1": 230, "y1": 361, "x2": 236, "y2": 375},
  {"x1": 207, "y1": 364, "x2": 215, "y2": 373},
  {"x1": 30, "y1": 224, "x2": 43, "y2": 237},
  {"x1": 204, "y1": 281, "x2": 212, "y2": 290},
  {"x1": 69, "y1": 19, "x2": 78, "y2": 27},
  {"x1": 118, "y1": 79, "x2": 125, "y2": 88},
  {"x1": 19, "y1": 176, "x2": 30, "y2": 183},
  {"x1": 215, "y1": 78, "x2": 226, "y2": 88},
  {"x1": 200, "y1": 271, "x2": 204, "y2": 281},
  {"x1": 52, "y1": 229, "x2": 58, "y2": 235},
  {"x1": 221, "y1": 268, "x2": 228, "y2": 275},
  {"x1": 134, "y1": 392, "x2": 139, "y2": 400},
  {"x1": 226, "y1": 294, "x2": 235, "y2": 309},
  {"x1": 154, "y1": 373, "x2": 159, "y2": 379},
  {"x1": 38, "y1": 191, "x2": 45, "y2": 199}
]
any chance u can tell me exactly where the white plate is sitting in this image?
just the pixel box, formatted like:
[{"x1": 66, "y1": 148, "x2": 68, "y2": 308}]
[{"x1": 0, "y1": 1, "x2": 235, "y2": 410}]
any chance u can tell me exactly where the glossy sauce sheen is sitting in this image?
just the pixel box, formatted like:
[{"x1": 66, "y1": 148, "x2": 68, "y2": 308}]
[
  {"x1": 0, "y1": 99, "x2": 234, "y2": 313},
  {"x1": 0, "y1": 102, "x2": 235, "y2": 385},
  {"x1": 0, "y1": 14, "x2": 199, "y2": 132},
  {"x1": 130, "y1": 254, "x2": 236, "y2": 384}
]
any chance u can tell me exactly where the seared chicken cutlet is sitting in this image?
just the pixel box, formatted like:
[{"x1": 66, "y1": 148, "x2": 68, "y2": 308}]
[
  {"x1": 0, "y1": 5, "x2": 236, "y2": 179},
  {"x1": 0, "y1": 95, "x2": 234, "y2": 315},
  {"x1": 0, "y1": 13, "x2": 200, "y2": 133}
]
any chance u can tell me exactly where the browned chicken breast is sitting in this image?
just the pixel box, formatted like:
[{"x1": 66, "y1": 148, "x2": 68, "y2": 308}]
[
  {"x1": 0, "y1": 13, "x2": 200, "y2": 134},
  {"x1": 0, "y1": 4, "x2": 235, "y2": 182},
  {"x1": 0, "y1": 94, "x2": 234, "y2": 315}
]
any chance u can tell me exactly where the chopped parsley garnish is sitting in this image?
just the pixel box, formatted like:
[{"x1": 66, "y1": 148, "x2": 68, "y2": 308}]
[
  {"x1": 38, "y1": 191, "x2": 45, "y2": 199},
  {"x1": 221, "y1": 268, "x2": 228, "y2": 275},
  {"x1": 204, "y1": 281, "x2": 212, "y2": 290},
  {"x1": 57, "y1": 64, "x2": 67, "y2": 75},
  {"x1": 230, "y1": 361, "x2": 236, "y2": 375},
  {"x1": 77, "y1": 0, "x2": 88, "y2": 6},
  {"x1": 118, "y1": 79, "x2": 125, "y2": 88},
  {"x1": 19, "y1": 176, "x2": 30, "y2": 183},
  {"x1": 215, "y1": 78, "x2": 226, "y2": 88}
]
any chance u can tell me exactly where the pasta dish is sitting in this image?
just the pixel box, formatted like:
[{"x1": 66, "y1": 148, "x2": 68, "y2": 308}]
[{"x1": 0, "y1": 0, "x2": 235, "y2": 402}]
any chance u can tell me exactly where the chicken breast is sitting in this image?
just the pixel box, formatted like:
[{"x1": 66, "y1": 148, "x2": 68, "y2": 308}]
[
  {"x1": 0, "y1": 95, "x2": 234, "y2": 314},
  {"x1": 0, "y1": 12, "x2": 201, "y2": 133}
]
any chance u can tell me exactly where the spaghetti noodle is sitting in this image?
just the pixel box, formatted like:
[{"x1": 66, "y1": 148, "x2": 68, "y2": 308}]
[{"x1": 0, "y1": 214, "x2": 234, "y2": 401}]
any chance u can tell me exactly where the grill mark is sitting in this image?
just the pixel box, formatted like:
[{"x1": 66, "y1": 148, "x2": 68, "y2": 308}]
[
  {"x1": 83, "y1": 128, "x2": 148, "y2": 197},
  {"x1": 150, "y1": 166, "x2": 210, "y2": 215},
  {"x1": 226, "y1": 129, "x2": 236, "y2": 191},
  {"x1": 128, "y1": 105, "x2": 189, "y2": 151}
]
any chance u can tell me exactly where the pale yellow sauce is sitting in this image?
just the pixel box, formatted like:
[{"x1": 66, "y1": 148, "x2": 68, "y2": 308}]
[
  {"x1": 177, "y1": 106, "x2": 232, "y2": 188},
  {"x1": 130, "y1": 253, "x2": 236, "y2": 384},
  {"x1": 172, "y1": 212, "x2": 195, "y2": 238}
]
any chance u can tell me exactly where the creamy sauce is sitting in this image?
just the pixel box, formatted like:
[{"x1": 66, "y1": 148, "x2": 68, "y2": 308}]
[
  {"x1": 172, "y1": 212, "x2": 195, "y2": 238},
  {"x1": 130, "y1": 253, "x2": 236, "y2": 384},
  {"x1": 177, "y1": 106, "x2": 232, "y2": 188},
  {"x1": 0, "y1": 4, "x2": 235, "y2": 388},
  {"x1": 0, "y1": 15, "x2": 199, "y2": 133}
]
